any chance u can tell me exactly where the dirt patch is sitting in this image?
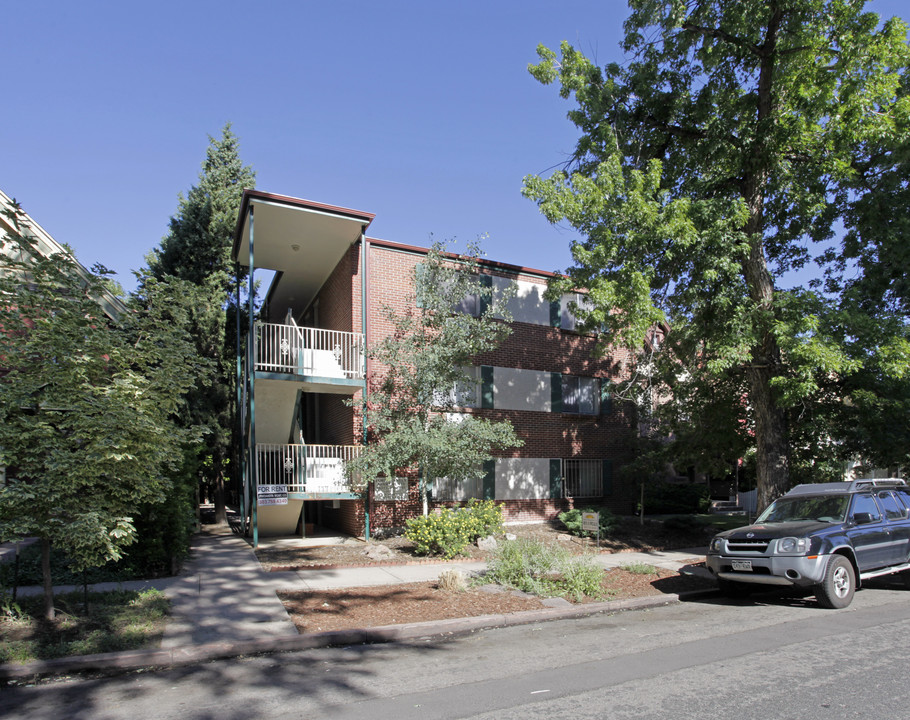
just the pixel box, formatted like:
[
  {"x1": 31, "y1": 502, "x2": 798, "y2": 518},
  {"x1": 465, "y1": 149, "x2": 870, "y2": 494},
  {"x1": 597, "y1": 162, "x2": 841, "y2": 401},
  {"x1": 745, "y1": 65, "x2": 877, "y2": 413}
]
[
  {"x1": 256, "y1": 517, "x2": 711, "y2": 571},
  {"x1": 278, "y1": 562, "x2": 713, "y2": 634}
]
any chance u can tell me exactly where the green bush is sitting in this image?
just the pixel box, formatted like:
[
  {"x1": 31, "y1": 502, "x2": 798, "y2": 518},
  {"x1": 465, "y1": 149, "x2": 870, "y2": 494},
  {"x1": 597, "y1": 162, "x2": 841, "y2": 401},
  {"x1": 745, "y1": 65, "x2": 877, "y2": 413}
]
[
  {"x1": 485, "y1": 539, "x2": 604, "y2": 601},
  {"x1": 405, "y1": 500, "x2": 504, "y2": 559},
  {"x1": 640, "y1": 482, "x2": 711, "y2": 514},
  {"x1": 557, "y1": 507, "x2": 618, "y2": 538},
  {"x1": 662, "y1": 514, "x2": 706, "y2": 535}
]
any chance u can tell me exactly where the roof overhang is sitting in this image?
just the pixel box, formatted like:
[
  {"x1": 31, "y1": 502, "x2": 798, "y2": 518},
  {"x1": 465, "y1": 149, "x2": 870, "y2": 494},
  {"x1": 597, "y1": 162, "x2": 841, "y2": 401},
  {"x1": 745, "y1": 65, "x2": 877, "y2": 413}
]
[{"x1": 232, "y1": 190, "x2": 375, "y2": 315}]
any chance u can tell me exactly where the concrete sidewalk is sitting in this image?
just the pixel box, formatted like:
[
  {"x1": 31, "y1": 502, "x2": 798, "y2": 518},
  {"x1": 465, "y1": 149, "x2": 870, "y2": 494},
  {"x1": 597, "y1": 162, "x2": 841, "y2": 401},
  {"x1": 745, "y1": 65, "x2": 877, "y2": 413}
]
[{"x1": 1, "y1": 525, "x2": 710, "y2": 681}]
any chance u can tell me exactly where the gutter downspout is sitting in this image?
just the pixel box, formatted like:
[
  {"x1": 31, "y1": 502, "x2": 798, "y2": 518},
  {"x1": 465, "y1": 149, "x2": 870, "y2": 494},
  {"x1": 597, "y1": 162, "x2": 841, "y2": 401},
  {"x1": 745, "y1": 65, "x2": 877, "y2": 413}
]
[{"x1": 361, "y1": 230, "x2": 370, "y2": 541}]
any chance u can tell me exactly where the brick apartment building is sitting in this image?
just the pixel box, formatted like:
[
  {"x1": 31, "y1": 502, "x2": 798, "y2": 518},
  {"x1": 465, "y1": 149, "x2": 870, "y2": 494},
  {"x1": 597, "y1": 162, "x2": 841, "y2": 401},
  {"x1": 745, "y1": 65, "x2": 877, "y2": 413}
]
[{"x1": 233, "y1": 190, "x2": 642, "y2": 544}]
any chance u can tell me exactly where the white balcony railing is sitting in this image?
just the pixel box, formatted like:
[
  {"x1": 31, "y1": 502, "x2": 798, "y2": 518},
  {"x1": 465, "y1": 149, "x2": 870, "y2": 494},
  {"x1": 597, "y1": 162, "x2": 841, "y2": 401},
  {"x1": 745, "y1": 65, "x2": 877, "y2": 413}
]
[
  {"x1": 255, "y1": 443, "x2": 362, "y2": 494},
  {"x1": 255, "y1": 323, "x2": 364, "y2": 379}
]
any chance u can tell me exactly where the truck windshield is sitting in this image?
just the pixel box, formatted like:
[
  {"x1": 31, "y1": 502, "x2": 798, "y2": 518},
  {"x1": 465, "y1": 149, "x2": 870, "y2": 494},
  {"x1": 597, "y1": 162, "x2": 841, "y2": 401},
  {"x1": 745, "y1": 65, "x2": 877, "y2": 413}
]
[{"x1": 755, "y1": 495, "x2": 849, "y2": 524}]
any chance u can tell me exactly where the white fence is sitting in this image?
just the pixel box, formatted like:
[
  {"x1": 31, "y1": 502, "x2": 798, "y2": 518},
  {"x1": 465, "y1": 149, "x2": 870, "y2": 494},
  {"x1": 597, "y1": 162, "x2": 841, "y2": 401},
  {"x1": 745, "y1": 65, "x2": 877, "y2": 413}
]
[
  {"x1": 255, "y1": 443, "x2": 362, "y2": 494},
  {"x1": 255, "y1": 323, "x2": 364, "y2": 379},
  {"x1": 738, "y1": 489, "x2": 758, "y2": 514}
]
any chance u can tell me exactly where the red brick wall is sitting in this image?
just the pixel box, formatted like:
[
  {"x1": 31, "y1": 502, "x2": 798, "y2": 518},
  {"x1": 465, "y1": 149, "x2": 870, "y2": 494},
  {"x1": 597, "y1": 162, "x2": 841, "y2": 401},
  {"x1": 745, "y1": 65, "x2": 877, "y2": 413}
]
[{"x1": 309, "y1": 241, "x2": 642, "y2": 536}]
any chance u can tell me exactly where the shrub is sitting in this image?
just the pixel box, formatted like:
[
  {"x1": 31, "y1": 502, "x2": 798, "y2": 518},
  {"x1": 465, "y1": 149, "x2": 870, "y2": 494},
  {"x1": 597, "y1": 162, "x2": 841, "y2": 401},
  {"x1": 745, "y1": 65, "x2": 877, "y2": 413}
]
[
  {"x1": 662, "y1": 514, "x2": 706, "y2": 536},
  {"x1": 620, "y1": 562, "x2": 658, "y2": 575},
  {"x1": 485, "y1": 538, "x2": 604, "y2": 601},
  {"x1": 640, "y1": 482, "x2": 711, "y2": 514},
  {"x1": 557, "y1": 507, "x2": 618, "y2": 538},
  {"x1": 405, "y1": 501, "x2": 504, "y2": 559},
  {"x1": 437, "y1": 569, "x2": 467, "y2": 592}
]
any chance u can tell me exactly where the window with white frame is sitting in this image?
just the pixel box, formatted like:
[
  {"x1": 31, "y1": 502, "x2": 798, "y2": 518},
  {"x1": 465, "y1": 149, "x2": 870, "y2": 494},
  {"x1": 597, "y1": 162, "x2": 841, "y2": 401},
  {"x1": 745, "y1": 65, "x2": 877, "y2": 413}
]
[
  {"x1": 433, "y1": 473, "x2": 483, "y2": 502},
  {"x1": 373, "y1": 476, "x2": 410, "y2": 502},
  {"x1": 433, "y1": 366, "x2": 479, "y2": 409},
  {"x1": 563, "y1": 375, "x2": 600, "y2": 415}
]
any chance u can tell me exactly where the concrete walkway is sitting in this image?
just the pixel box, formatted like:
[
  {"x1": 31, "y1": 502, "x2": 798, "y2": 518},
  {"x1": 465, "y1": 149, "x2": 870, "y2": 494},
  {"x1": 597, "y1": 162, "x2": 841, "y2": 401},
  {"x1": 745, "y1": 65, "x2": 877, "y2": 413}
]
[{"x1": 1, "y1": 526, "x2": 710, "y2": 680}]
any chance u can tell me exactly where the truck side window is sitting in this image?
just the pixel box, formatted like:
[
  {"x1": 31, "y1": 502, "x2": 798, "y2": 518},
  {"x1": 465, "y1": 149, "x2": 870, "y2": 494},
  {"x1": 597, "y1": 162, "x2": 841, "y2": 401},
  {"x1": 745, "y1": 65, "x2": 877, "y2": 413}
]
[
  {"x1": 851, "y1": 494, "x2": 881, "y2": 522},
  {"x1": 877, "y1": 491, "x2": 907, "y2": 520}
]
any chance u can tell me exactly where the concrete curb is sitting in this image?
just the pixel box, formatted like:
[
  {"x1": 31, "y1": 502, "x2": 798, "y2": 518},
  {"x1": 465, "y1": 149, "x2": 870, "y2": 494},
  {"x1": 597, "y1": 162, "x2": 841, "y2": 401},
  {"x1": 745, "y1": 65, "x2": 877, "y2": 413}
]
[{"x1": 0, "y1": 588, "x2": 716, "y2": 683}]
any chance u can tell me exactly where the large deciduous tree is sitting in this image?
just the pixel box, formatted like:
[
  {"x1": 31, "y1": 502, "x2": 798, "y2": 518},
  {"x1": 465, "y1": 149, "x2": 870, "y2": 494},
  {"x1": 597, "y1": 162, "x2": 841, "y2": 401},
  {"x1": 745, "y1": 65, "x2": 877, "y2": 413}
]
[
  {"x1": 346, "y1": 241, "x2": 523, "y2": 513},
  {"x1": 0, "y1": 204, "x2": 198, "y2": 618},
  {"x1": 524, "y1": 0, "x2": 910, "y2": 508},
  {"x1": 144, "y1": 123, "x2": 255, "y2": 523}
]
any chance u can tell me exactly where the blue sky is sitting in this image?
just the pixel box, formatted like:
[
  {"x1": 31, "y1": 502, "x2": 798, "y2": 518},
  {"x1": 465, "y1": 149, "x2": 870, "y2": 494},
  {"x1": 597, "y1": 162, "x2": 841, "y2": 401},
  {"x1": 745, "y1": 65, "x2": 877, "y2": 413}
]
[{"x1": 3, "y1": 1, "x2": 907, "y2": 293}]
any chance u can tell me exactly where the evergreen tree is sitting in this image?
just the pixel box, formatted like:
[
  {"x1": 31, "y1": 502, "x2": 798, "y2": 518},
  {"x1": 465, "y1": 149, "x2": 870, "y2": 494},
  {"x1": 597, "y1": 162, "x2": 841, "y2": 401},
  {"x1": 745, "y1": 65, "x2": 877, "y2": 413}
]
[{"x1": 144, "y1": 123, "x2": 255, "y2": 523}]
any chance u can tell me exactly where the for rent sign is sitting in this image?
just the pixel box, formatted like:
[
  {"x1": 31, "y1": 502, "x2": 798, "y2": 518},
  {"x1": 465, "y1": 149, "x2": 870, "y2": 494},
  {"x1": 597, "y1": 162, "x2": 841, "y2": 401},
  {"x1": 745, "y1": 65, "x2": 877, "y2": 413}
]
[{"x1": 257, "y1": 484, "x2": 289, "y2": 506}]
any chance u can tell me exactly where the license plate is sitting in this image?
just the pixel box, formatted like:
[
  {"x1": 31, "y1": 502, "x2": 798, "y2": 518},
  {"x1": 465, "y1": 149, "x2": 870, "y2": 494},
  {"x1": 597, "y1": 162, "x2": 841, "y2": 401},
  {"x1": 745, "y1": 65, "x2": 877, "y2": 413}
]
[{"x1": 731, "y1": 560, "x2": 753, "y2": 572}]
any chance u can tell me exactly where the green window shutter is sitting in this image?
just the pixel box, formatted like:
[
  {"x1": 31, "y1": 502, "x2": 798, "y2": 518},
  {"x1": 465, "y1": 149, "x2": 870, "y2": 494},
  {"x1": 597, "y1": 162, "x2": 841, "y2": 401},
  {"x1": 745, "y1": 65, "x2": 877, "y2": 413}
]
[
  {"x1": 550, "y1": 373, "x2": 562, "y2": 413},
  {"x1": 549, "y1": 300, "x2": 561, "y2": 327},
  {"x1": 483, "y1": 459, "x2": 496, "y2": 500},
  {"x1": 600, "y1": 379, "x2": 613, "y2": 415},
  {"x1": 549, "y1": 459, "x2": 562, "y2": 499},
  {"x1": 478, "y1": 274, "x2": 493, "y2": 316},
  {"x1": 481, "y1": 365, "x2": 495, "y2": 409},
  {"x1": 415, "y1": 263, "x2": 426, "y2": 308},
  {"x1": 602, "y1": 459, "x2": 613, "y2": 497}
]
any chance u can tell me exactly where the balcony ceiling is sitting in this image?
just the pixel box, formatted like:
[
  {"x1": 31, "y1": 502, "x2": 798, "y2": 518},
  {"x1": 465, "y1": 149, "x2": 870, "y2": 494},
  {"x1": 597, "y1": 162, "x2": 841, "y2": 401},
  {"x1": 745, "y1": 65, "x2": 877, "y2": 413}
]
[{"x1": 233, "y1": 190, "x2": 375, "y2": 315}]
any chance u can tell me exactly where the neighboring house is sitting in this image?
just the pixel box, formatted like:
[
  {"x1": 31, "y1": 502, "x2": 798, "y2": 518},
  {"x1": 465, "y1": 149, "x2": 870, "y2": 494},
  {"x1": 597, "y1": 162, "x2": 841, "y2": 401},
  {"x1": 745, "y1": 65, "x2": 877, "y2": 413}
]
[
  {"x1": 0, "y1": 188, "x2": 127, "y2": 323},
  {"x1": 233, "y1": 190, "x2": 642, "y2": 542},
  {"x1": 0, "y1": 188, "x2": 129, "y2": 486}
]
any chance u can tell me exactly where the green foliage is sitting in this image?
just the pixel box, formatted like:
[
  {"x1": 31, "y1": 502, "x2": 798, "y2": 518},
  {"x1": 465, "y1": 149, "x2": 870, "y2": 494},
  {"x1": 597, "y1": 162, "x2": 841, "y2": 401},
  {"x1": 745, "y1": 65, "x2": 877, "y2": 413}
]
[
  {"x1": 346, "y1": 240, "x2": 522, "y2": 499},
  {"x1": 557, "y1": 507, "x2": 618, "y2": 538},
  {"x1": 0, "y1": 204, "x2": 201, "y2": 614},
  {"x1": 141, "y1": 123, "x2": 255, "y2": 523},
  {"x1": 620, "y1": 562, "x2": 658, "y2": 575},
  {"x1": 0, "y1": 589, "x2": 169, "y2": 665},
  {"x1": 640, "y1": 482, "x2": 710, "y2": 515},
  {"x1": 405, "y1": 500, "x2": 504, "y2": 558},
  {"x1": 524, "y1": 1, "x2": 910, "y2": 508},
  {"x1": 485, "y1": 539, "x2": 604, "y2": 601},
  {"x1": 661, "y1": 515, "x2": 705, "y2": 537}
]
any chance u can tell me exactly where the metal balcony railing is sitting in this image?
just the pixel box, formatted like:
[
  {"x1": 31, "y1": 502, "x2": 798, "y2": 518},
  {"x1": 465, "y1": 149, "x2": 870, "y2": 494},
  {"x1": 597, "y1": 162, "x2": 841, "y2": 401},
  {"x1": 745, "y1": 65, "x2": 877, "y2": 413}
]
[
  {"x1": 255, "y1": 323, "x2": 364, "y2": 379},
  {"x1": 255, "y1": 443, "x2": 362, "y2": 494}
]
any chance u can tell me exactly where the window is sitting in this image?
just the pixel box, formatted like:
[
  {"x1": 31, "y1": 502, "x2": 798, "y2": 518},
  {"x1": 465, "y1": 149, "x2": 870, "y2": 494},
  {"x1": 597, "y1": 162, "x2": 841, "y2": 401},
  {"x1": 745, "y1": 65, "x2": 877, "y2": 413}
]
[
  {"x1": 563, "y1": 459, "x2": 603, "y2": 498},
  {"x1": 877, "y1": 491, "x2": 907, "y2": 520},
  {"x1": 851, "y1": 494, "x2": 882, "y2": 522},
  {"x1": 433, "y1": 474, "x2": 484, "y2": 502},
  {"x1": 563, "y1": 375, "x2": 600, "y2": 415},
  {"x1": 432, "y1": 366, "x2": 479, "y2": 408},
  {"x1": 373, "y1": 477, "x2": 409, "y2": 502}
]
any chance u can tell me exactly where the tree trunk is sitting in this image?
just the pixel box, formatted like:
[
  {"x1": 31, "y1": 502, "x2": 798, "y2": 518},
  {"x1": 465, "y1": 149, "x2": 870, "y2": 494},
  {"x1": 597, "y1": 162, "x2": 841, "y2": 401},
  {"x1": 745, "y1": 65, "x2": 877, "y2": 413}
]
[
  {"x1": 741, "y1": 3, "x2": 789, "y2": 512},
  {"x1": 41, "y1": 537, "x2": 55, "y2": 621}
]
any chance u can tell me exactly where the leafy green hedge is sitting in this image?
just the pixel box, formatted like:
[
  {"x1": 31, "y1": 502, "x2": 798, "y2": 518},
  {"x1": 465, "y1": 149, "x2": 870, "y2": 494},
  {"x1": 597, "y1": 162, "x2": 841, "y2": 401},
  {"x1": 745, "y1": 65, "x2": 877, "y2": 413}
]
[
  {"x1": 640, "y1": 482, "x2": 711, "y2": 514},
  {"x1": 405, "y1": 499, "x2": 504, "y2": 558},
  {"x1": 557, "y1": 507, "x2": 618, "y2": 538}
]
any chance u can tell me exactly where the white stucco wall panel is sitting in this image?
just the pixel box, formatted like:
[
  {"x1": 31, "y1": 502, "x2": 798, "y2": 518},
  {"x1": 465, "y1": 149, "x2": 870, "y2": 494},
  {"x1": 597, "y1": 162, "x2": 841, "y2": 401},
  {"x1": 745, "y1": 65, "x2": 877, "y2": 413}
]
[{"x1": 496, "y1": 458, "x2": 550, "y2": 500}]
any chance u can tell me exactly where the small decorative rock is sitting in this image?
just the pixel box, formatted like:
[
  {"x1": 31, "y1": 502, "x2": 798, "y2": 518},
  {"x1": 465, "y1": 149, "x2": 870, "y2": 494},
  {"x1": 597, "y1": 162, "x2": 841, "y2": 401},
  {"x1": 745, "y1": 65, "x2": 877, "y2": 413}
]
[
  {"x1": 363, "y1": 544, "x2": 394, "y2": 560},
  {"x1": 476, "y1": 535, "x2": 498, "y2": 551},
  {"x1": 504, "y1": 533, "x2": 517, "y2": 541}
]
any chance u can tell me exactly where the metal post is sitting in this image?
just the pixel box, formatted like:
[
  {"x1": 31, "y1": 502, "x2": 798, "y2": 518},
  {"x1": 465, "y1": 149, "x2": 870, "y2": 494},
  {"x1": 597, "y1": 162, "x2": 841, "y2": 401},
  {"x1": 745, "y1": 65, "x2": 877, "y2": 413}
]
[{"x1": 248, "y1": 205, "x2": 258, "y2": 549}]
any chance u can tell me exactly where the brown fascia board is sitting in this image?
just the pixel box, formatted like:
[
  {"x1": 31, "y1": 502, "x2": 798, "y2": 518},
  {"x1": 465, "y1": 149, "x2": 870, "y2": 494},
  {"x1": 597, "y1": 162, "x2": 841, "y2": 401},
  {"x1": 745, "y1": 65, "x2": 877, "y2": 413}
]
[
  {"x1": 231, "y1": 189, "x2": 376, "y2": 261},
  {"x1": 365, "y1": 236, "x2": 564, "y2": 282}
]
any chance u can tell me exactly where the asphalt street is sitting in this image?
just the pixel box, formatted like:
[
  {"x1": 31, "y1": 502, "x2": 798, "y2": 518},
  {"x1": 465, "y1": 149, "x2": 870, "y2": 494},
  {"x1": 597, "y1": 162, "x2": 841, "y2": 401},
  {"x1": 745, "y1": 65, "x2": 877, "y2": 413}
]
[{"x1": 4, "y1": 580, "x2": 910, "y2": 719}]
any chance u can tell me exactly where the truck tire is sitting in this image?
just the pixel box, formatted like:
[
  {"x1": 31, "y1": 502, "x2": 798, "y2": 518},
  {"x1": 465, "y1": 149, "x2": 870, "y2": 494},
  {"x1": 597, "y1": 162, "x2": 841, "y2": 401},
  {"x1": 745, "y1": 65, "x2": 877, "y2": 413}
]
[{"x1": 815, "y1": 555, "x2": 855, "y2": 609}]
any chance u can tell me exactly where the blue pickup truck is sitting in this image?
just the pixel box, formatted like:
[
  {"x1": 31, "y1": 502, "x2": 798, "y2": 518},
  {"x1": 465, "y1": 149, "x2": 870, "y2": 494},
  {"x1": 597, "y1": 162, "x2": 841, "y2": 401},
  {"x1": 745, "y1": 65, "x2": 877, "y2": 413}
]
[{"x1": 706, "y1": 479, "x2": 910, "y2": 608}]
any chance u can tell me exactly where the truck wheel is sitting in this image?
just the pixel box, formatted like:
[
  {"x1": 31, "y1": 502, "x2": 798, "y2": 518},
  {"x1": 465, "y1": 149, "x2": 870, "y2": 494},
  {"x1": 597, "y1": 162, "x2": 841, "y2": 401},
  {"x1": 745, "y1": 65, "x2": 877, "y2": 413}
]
[
  {"x1": 815, "y1": 555, "x2": 855, "y2": 609},
  {"x1": 717, "y1": 578, "x2": 751, "y2": 598}
]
